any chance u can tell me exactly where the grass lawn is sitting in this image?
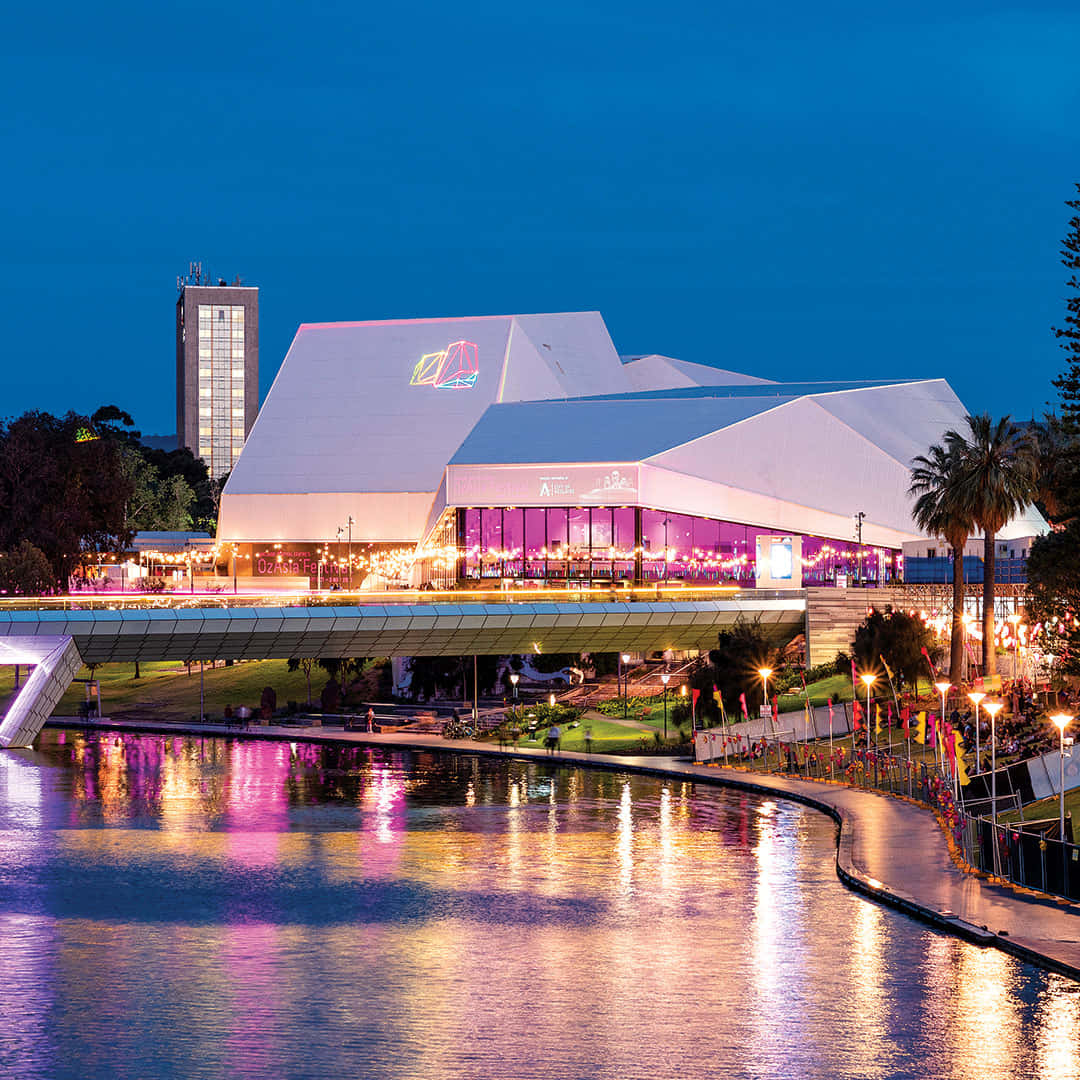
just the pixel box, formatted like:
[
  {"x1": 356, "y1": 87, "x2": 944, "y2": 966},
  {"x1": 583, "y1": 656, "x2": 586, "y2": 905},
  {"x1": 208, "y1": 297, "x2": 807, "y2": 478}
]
[
  {"x1": 997, "y1": 787, "x2": 1080, "y2": 826},
  {"x1": 0, "y1": 659, "x2": 321, "y2": 721},
  {"x1": 511, "y1": 715, "x2": 672, "y2": 753}
]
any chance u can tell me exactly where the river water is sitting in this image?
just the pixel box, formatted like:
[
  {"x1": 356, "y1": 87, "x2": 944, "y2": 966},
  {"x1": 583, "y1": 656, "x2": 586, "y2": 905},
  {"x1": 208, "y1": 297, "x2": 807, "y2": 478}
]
[{"x1": 0, "y1": 729, "x2": 1077, "y2": 1080}]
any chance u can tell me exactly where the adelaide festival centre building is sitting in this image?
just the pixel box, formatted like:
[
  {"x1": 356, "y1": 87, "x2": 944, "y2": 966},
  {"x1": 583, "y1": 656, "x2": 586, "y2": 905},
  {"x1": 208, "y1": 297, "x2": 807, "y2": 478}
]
[{"x1": 214, "y1": 311, "x2": 1044, "y2": 592}]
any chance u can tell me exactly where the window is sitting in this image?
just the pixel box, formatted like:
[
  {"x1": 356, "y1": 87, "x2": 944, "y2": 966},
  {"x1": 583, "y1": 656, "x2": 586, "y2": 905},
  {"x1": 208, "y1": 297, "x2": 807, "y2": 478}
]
[{"x1": 927, "y1": 548, "x2": 936, "y2": 558}]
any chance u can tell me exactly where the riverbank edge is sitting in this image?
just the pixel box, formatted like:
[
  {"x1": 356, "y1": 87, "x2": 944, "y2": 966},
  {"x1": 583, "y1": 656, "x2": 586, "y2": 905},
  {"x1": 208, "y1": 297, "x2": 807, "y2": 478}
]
[{"x1": 44, "y1": 715, "x2": 1080, "y2": 984}]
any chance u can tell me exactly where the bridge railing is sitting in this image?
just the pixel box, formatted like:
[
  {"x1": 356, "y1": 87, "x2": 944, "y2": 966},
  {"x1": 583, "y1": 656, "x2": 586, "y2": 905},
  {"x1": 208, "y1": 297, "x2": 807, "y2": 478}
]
[{"x1": 0, "y1": 585, "x2": 805, "y2": 612}]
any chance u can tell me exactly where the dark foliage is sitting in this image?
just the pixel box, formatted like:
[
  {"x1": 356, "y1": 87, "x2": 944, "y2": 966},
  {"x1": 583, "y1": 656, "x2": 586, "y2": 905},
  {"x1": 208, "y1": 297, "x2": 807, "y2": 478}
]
[{"x1": 851, "y1": 606, "x2": 939, "y2": 689}]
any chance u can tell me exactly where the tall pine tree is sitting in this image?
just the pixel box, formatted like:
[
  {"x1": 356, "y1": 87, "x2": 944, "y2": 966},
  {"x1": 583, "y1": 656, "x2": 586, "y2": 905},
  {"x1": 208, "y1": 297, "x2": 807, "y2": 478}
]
[{"x1": 1051, "y1": 182, "x2": 1080, "y2": 520}]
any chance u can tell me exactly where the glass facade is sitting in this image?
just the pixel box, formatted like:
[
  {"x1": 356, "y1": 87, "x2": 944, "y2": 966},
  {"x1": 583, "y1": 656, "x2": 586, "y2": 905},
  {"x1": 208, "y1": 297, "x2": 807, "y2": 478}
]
[
  {"x1": 458, "y1": 507, "x2": 899, "y2": 586},
  {"x1": 197, "y1": 304, "x2": 246, "y2": 479}
]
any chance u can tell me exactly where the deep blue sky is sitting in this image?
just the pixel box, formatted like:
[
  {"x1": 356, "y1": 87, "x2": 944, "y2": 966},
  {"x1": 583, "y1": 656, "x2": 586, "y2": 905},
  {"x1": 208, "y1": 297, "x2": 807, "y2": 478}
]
[{"x1": 3, "y1": 1, "x2": 1079, "y2": 436}]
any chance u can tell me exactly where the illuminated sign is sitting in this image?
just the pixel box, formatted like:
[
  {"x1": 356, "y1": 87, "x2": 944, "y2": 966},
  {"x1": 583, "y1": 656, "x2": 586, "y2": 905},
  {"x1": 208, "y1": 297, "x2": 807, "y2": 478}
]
[
  {"x1": 769, "y1": 540, "x2": 793, "y2": 580},
  {"x1": 74, "y1": 426, "x2": 99, "y2": 443},
  {"x1": 447, "y1": 464, "x2": 639, "y2": 505},
  {"x1": 410, "y1": 341, "x2": 479, "y2": 389}
]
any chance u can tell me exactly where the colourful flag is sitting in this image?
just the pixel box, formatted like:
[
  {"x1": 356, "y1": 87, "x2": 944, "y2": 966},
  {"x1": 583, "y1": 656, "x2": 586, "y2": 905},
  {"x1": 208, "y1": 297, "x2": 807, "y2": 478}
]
[
  {"x1": 739, "y1": 692, "x2": 748, "y2": 718},
  {"x1": 914, "y1": 711, "x2": 927, "y2": 744},
  {"x1": 955, "y1": 737, "x2": 971, "y2": 785},
  {"x1": 927, "y1": 712, "x2": 937, "y2": 749},
  {"x1": 920, "y1": 646, "x2": 938, "y2": 681},
  {"x1": 852, "y1": 701, "x2": 863, "y2": 732},
  {"x1": 901, "y1": 706, "x2": 910, "y2": 737},
  {"x1": 875, "y1": 704, "x2": 884, "y2": 735},
  {"x1": 880, "y1": 655, "x2": 895, "y2": 683}
]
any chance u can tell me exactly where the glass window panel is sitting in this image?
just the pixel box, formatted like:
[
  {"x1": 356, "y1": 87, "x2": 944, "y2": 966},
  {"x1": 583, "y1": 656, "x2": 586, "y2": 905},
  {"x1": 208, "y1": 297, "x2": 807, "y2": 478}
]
[
  {"x1": 524, "y1": 509, "x2": 546, "y2": 558},
  {"x1": 502, "y1": 509, "x2": 523, "y2": 559},
  {"x1": 590, "y1": 508, "x2": 612, "y2": 549},
  {"x1": 568, "y1": 508, "x2": 590, "y2": 555},
  {"x1": 547, "y1": 508, "x2": 568, "y2": 555},
  {"x1": 481, "y1": 509, "x2": 502, "y2": 558},
  {"x1": 612, "y1": 508, "x2": 635, "y2": 557}
]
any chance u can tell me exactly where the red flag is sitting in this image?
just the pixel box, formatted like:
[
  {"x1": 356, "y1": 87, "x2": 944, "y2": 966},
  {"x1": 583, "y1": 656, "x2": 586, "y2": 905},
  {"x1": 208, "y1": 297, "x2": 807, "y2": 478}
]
[
  {"x1": 852, "y1": 701, "x2": 863, "y2": 731},
  {"x1": 692, "y1": 688, "x2": 701, "y2": 707},
  {"x1": 851, "y1": 658, "x2": 859, "y2": 697},
  {"x1": 902, "y1": 707, "x2": 910, "y2": 736},
  {"x1": 920, "y1": 646, "x2": 938, "y2": 680},
  {"x1": 739, "y1": 692, "x2": 748, "y2": 718}
]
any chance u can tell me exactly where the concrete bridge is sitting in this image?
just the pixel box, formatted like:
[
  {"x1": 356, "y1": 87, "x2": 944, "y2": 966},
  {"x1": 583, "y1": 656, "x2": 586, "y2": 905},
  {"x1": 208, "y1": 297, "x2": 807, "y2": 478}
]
[{"x1": 0, "y1": 591, "x2": 807, "y2": 748}]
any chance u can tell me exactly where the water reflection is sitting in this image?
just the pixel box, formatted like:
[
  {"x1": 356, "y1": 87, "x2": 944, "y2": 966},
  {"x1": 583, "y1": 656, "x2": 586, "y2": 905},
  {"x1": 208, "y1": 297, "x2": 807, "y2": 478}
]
[{"x1": 0, "y1": 729, "x2": 1076, "y2": 1080}]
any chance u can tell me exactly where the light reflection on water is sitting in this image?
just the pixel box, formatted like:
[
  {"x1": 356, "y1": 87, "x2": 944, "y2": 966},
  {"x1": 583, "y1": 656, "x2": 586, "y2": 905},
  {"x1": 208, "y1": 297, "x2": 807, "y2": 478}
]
[{"x1": 0, "y1": 729, "x2": 1077, "y2": 1080}]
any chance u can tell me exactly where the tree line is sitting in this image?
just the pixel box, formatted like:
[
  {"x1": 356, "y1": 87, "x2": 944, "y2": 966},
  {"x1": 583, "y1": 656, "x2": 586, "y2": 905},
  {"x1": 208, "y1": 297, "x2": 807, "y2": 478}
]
[
  {"x1": 909, "y1": 182, "x2": 1080, "y2": 678},
  {"x1": 0, "y1": 405, "x2": 222, "y2": 594}
]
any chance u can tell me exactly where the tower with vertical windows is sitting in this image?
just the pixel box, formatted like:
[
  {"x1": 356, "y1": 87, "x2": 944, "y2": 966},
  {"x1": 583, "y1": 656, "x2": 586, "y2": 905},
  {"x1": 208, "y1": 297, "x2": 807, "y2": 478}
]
[{"x1": 176, "y1": 265, "x2": 259, "y2": 479}]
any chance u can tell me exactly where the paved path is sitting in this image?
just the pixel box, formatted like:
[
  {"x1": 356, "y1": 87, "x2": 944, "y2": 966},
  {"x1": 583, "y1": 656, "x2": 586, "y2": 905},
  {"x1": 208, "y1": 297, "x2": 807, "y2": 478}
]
[{"x1": 43, "y1": 716, "x2": 1080, "y2": 981}]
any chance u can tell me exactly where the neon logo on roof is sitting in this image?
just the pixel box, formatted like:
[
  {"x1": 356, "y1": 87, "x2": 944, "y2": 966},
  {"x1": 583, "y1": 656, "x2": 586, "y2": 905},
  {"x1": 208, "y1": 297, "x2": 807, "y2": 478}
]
[{"x1": 410, "y1": 341, "x2": 479, "y2": 389}]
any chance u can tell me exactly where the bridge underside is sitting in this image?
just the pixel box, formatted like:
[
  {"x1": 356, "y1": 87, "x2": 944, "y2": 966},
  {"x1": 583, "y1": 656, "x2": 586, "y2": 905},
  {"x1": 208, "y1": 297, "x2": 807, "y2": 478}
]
[{"x1": 0, "y1": 597, "x2": 805, "y2": 748}]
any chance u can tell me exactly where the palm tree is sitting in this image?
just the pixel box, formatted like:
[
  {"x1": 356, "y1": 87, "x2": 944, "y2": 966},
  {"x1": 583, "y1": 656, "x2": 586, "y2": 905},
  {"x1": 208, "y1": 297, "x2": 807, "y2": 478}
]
[
  {"x1": 947, "y1": 414, "x2": 1039, "y2": 678},
  {"x1": 909, "y1": 442, "x2": 973, "y2": 681}
]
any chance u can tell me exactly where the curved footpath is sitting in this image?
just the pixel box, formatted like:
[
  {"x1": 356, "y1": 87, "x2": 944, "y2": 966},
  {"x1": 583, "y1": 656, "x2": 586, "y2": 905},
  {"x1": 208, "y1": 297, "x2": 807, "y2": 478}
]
[{"x1": 43, "y1": 716, "x2": 1080, "y2": 982}]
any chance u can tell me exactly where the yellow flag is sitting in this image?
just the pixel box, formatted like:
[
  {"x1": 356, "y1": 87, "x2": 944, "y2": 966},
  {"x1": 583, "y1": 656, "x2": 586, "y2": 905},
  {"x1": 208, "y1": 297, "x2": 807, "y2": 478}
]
[
  {"x1": 914, "y1": 711, "x2": 927, "y2": 744},
  {"x1": 953, "y1": 732, "x2": 970, "y2": 785},
  {"x1": 879, "y1": 655, "x2": 895, "y2": 683},
  {"x1": 875, "y1": 704, "x2": 885, "y2": 735}
]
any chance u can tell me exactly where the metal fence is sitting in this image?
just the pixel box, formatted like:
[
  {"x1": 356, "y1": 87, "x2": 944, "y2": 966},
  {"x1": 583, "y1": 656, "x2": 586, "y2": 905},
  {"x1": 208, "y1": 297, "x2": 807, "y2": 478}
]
[
  {"x1": 957, "y1": 814, "x2": 1080, "y2": 903},
  {"x1": 712, "y1": 730, "x2": 1080, "y2": 904}
]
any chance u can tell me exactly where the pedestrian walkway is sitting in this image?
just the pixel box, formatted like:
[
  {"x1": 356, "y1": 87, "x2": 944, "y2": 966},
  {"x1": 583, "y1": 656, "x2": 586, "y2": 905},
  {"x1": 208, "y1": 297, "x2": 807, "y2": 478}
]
[{"x1": 45, "y1": 715, "x2": 1080, "y2": 981}]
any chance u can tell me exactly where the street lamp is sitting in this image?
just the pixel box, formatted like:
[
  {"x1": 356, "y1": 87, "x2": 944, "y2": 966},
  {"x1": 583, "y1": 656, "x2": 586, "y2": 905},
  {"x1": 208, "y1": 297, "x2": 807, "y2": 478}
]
[
  {"x1": 758, "y1": 667, "x2": 774, "y2": 760},
  {"x1": 621, "y1": 653, "x2": 631, "y2": 721},
  {"x1": 967, "y1": 691, "x2": 986, "y2": 774},
  {"x1": 983, "y1": 700, "x2": 1004, "y2": 822},
  {"x1": 860, "y1": 673, "x2": 876, "y2": 757},
  {"x1": 1050, "y1": 713, "x2": 1072, "y2": 843},
  {"x1": 934, "y1": 680, "x2": 951, "y2": 774},
  {"x1": 661, "y1": 673, "x2": 671, "y2": 741},
  {"x1": 509, "y1": 672, "x2": 519, "y2": 700}
]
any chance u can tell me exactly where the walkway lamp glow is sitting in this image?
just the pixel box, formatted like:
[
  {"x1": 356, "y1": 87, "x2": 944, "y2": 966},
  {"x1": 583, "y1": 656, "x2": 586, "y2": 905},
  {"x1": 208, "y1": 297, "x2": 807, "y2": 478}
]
[
  {"x1": 509, "y1": 672, "x2": 519, "y2": 700},
  {"x1": 621, "y1": 654, "x2": 631, "y2": 720},
  {"x1": 758, "y1": 667, "x2": 774, "y2": 761},
  {"x1": 549, "y1": 692, "x2": 556, "y2": 708},
  {"x1": 1050, "y1": 713, "x2": 1072, "y2": 843},
  {"x1": 661, "y1": 673, "x2": 671, "y2": 741},
  {"x1": 967, "y1": 691, "x2": 986, "y2": 774},
  {"x1": 860, "y1": 673, "x2": 876, "y2": 755}
]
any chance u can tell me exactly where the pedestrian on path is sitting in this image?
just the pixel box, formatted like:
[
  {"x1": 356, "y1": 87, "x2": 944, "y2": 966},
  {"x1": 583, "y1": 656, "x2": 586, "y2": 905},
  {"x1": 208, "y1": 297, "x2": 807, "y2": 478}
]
[
  {"x1": 584, "y1": 724, "x2": 593, "y2": 754},
  {"x1": 546, "y1": 724, "x2": 561, "y2": 755}
]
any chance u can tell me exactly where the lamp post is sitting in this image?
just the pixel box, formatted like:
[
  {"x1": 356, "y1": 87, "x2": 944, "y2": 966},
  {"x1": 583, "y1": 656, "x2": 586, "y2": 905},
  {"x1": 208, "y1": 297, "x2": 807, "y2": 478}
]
[
  {"x1": 984, "y1": 700, "x2": 1003, "y2": 823},
  {"x1": 860, "y1": 673, "x2": 876, "y2": 786},
  {"x1": 967, "y1": 691, "x2": 986, "y2": 774},
  {"x1": 758, "y1": 667, "x2": 773, "y2": 763},
  {"x1": 510, "y1": 672, "x2": 519, "y2": 724},
  {"x1": 933, "y1": 682, "x2": 950, "y2": 777},
  {"x1": 621, "y1": 653, "x2": 631, "y2": 721},
  {"x1": 661, "y1": 673, "x2": 670, "y2": 741},
  {"x1": 1049, "y1": 713, "x2": 1072, "y2": 844}
]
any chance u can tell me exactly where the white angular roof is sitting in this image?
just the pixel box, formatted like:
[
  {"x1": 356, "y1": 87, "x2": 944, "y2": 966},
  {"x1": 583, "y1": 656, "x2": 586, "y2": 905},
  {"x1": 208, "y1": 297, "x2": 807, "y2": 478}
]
[{"x1": 217, "y1": 310, "x2": 1046, "y2": 549}]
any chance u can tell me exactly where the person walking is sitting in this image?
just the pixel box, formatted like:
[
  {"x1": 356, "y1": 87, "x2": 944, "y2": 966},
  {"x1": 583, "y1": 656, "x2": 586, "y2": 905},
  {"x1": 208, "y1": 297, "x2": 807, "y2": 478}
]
[
  {"x1": 584, "y1": 724, "x2": 593, "y2": 754},
  {"x1": 546, "y1": 723, "x2": 561, "y2": 755},
  {"x1": 366, "y1": 707, "x2": 375, "y2": 732}
]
